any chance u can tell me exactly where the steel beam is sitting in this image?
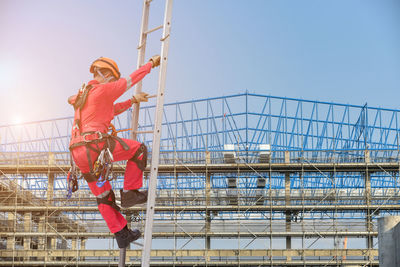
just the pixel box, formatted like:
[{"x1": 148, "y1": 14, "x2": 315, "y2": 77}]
[
  {"x1": 0, "y1": 260, "x2": 380, "y2": 266},
  {"x1": 0, "y1": 204, "x2": 399, "y2": 212},
  {"x1": 1, "y1": 161, "x2": 399, "y2": 174},
  {"x1": 0, "y1": 248, "x2": 379, "y2": 257},
  {"x1": 0, "y1": 231, "x2": 378, "y2": 238},
  {"x1": 0, "y1": 249, "x2": 379, "y2": 266}
]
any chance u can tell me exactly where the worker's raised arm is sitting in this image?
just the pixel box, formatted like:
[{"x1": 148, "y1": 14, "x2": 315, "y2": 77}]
[
  {"x1": 125, "y1": 55, "x2": 161, "y2": 92},
  {"x1": 113, "y1": 92, "x2": 150, "y2": 115},
  {"x1": 106, "y1": 55, "x2": 160, "y2": 103},
  {"x1": 114, "y1": 99, "x2": 133, "y2": 115},
  {"x1": 124, "y1": 62, "x2": 152, "y2": 92}
]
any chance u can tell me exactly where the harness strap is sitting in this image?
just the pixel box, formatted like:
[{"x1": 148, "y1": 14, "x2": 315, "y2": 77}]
[
  {"x1": 69, "y1": 132, "x2": 129, "y2": 151},
  {"x1": 83, "y1": 173, "x2": 98, "y2": 183},
  {"x1": 71, "y1": 84, "x2": 93, "y2": 138},
  {"x1": 69, "y1": 131, "x2": 107, "y2": 150},
  {"x1": 73, "y1": 84, "x2": 93, "y2": 110},
  {"x1": 69, "y1": 132, "x2": 130, "y2": 185},
  {"x1": 96, "y1": 190, "x2": 121, "y2": 212},
  {"x1": 112, "y1": 135, "x2": 130, "y2": 151},
  {"x1": 107, "y1": 136, "x2": 117, "y2": 153},
  {"x1": 86, "y1": 146, "x2": 94, "y2": 173},
  {"x1": 85, "y1": 144, "x2": 102, "y2": 173}
]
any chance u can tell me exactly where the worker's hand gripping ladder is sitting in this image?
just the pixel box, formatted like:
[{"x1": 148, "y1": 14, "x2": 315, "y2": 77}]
[{"x1": 123, "y1": 1, "x2": 173, "y2": 267}]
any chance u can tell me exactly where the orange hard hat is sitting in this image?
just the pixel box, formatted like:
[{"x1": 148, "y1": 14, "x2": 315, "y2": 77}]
[{"x1": 90, "y1": 57, "x2": 121, "y2": 79}]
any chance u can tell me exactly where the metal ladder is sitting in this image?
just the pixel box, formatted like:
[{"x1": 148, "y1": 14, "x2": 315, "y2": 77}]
[{"x1": 119, "y1": 0, "x2": 173, "y2": 267}]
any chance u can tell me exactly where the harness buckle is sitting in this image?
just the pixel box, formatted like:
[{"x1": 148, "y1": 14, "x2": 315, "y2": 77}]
[{"x1": 83, "y1": 131, "x2": 104, "y2": 143}]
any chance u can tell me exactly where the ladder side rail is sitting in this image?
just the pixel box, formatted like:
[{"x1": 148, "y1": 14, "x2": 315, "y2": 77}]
[
  {"x1": 122, "y1": 1, "x2": 151, "y2": 266},
  {"x1": 141, "y1": 0, "x2": 173, "y2": 266},
  {"x1": 131, "y1": 0, "x2": 151, "y2": 140}
]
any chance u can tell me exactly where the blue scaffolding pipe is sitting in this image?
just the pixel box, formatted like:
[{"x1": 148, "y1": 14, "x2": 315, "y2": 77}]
[{"x1": 2, "y1": 93, "x2": 400, "y2": 220}]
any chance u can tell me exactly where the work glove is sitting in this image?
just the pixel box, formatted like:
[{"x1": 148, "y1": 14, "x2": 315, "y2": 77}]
[
  {"x1": 132, "y1": 92, "x2": 149, "y2": 103},
  {"x1": 149, "y1": 55, "x2": 161, "y2": 68}
]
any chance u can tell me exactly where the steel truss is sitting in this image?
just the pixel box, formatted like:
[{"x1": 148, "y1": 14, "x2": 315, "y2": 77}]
[{"x1": 1, "y1": 92, "x2": 400, "y2": 265}]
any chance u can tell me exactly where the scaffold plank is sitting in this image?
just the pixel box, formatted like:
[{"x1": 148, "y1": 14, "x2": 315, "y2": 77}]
[{"x1": 0, "y1": 204, "x2": 398, "y2": 212}]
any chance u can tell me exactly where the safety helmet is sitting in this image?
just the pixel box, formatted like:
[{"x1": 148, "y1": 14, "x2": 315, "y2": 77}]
[{"x1": 90, "y1": 57, "x2": 121, "y2": 79}]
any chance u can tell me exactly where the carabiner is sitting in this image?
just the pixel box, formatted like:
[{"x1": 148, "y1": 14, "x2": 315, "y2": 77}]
[{"x1": 96, "y1": 178, "x2": 107, "y2": 188}]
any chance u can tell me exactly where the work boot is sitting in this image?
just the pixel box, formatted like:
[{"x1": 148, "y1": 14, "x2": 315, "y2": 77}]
[
  {"x1": 120, "y1": 189, "x2": 148, "y2": 208},
  {"x1": 115, "y1": 226, "x2": 141, "y2": 248}
]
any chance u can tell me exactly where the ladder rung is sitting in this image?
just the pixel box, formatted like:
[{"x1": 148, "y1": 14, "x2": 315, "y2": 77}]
[
  {"x1": 160, "y1": 33, "x2": 170, "y2": 42},
  {"x1": 135, "y1": 130, "x2": 153, "y2": 134},
  {"x1": 133, "y1": 241, "x2": 143, "y2": 247},
  {"x1": 137, "y1": 40, "x2": 146, "y2": 50},
  {"x1": 145, "y1": 25, "x2": 163, "y2": 35}
]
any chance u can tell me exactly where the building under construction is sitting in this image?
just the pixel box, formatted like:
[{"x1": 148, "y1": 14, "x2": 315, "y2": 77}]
[{"x1": 1, "y1": 92, "x2": 400, "y2": 266}]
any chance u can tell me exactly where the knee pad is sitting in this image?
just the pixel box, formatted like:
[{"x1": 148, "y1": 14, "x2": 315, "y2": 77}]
[
  {"x1": 96, "y1": 190, "x2": 121, "y2": 212},
  {"x1": 129, "y1": 143, "x2": 147, "y2": 171}
]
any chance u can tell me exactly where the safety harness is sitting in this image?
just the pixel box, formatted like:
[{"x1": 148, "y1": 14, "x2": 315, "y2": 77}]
[
  {"x1": 70, "y1": 131, "x2": 130, "y2": 182},
  {"x1": 66, "y1": 84, "x2": 129, "y2": 211},
  {"x1": 67, "y1": 83, "x2": 148, "y2": 212}
]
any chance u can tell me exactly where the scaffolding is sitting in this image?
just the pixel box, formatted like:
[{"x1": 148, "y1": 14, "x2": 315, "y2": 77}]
[{"x1": 1, "y1": 92, "x2": 400, "y2": 266}]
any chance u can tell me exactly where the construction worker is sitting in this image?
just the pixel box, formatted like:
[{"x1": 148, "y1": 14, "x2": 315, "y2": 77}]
[{"x1": 68, "y1": 55, "x2": 161, "y2": 248}]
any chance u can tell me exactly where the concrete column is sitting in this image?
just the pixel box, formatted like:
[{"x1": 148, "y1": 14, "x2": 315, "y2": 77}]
[
  {"x1": 46, "y1": 173, "x2": 55, "y2": 261},
  {"x1": 47, "y1": 236, "x2": 56, "y2": 256},
  {"x1": 378, "y1": 216, "x2": 400, "y2": 267},
  {"x1": 285, "y1": 172, "x2": 291, "y2": 260},
  {"x1": 38, "y1": 214, "x2": 46, "y2": 250},
  {"x1": 365, "y1": 150, "x2": 370, "y2": 163},
  {"x1": 6, "y1": 212, "x2": 16, "y2": 250},
  {"x1": 48, "y1": 152, "x2": 55, "y2": 165},
  {"x1": 205, "y1": 172, "x2": 211, "y2": 250},
  {"x1": 284, "y1": 151, "x2": 290, "y2": 164},
  {"x1": 46, "y1": 236, "x2": 56, "y2": 262},
  {"x1": 24, "y1": 212, "x2": 32, "y2": 260},
  {"x1": 364, "y1": 147, "x2": 372, "y2": 261},
  {"x1": 205, "y1": 151, "x2": 211, "y2": 164},
  {"x1": 47, "y1": 172, "x2": 55, "y2": 204},
  {"x1": 71, "y1": 238, "x2": 77, "y2": 250},
  {"x1": 365, "y1": 171, "x2": 373, "y2": 254},
  {"x1": 81, "y1": 238, "x2": 86, "y2": 261},
  {"x1": 205, "y1": 151, "x2": 212, "y2": 258},
  {"x1": 81, "y1": 238, "x2": 86, "y2": 249}
]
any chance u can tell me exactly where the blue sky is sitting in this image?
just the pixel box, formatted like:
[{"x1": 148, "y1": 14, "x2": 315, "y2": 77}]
[{"x1": 0, "y1": 0, "x2": 399, "y2": 125}]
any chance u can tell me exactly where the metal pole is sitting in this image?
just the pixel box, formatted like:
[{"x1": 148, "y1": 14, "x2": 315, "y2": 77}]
[
  {"x1": 118, "y1": 248, "x2": 126, "y2": 267},
  {"x1": 141, "y1": 1, "x2": 173, "y2": 266}
]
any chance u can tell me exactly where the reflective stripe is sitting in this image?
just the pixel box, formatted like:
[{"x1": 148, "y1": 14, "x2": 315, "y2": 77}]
[
  {"x1": 126, "y1": 77, "x2": 132, "y2": 89},
  {"x1": 96, "y1": 190, "x2": 110, "y2": 199}
]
